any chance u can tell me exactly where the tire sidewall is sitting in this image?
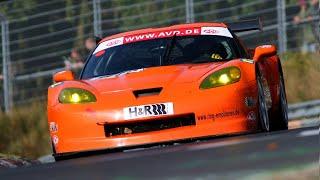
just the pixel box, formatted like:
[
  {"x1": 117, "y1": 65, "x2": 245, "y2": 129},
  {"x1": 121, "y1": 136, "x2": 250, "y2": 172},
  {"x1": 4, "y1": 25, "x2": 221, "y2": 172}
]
[{"x1": 257, "y1": 69, "x2": 270, "y2": 132}]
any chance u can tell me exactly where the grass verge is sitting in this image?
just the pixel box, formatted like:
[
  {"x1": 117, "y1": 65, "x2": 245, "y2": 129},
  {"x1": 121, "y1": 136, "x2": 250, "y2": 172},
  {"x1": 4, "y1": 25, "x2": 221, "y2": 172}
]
[
  {"x1": 282, "y1": 53, "x2": 320, "y2": 103},
  {"x1": 0, "y1": 103, "x2": 51, "y2": 159}
]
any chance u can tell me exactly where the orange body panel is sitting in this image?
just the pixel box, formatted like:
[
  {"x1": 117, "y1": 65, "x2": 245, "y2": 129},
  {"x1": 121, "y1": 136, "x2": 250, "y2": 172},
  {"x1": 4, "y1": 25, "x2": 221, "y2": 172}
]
[
  {"x1": 47, "y1": 23, "x2": 282, "y2": 155},
  {"x1": 48, "y1": 61, "x2": 260, "y2": 154}
]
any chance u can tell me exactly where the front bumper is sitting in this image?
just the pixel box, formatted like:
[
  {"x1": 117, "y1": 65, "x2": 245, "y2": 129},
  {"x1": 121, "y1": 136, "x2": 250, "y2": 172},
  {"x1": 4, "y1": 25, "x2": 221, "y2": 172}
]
[{"x1": 48, "y1": 82, "x2": 259, "y2": 154}]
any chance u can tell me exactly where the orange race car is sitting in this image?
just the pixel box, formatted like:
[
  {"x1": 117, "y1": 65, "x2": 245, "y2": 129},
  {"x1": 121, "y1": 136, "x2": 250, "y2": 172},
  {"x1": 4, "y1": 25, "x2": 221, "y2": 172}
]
[{"x1": 47, "y1": 19, "x2": 288, "y2": 160}]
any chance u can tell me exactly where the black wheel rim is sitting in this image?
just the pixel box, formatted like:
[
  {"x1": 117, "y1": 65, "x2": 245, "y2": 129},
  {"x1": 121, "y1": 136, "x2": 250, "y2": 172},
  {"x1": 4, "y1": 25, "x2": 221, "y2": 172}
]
[{"x1": 258, "y1": 76, "x2": 269, "y2": 131}]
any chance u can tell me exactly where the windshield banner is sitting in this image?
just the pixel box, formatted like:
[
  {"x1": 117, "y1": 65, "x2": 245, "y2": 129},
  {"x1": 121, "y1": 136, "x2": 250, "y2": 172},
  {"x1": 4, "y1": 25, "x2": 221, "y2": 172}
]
[{"x1": 93, "y1": 27, "x2": 232, "y2": 54}]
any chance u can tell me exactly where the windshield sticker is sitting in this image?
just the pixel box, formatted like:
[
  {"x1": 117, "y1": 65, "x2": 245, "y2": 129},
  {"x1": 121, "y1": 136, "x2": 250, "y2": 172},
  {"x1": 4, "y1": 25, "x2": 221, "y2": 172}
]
[
  {"x1": 124, "y1": 28, "x2": 201, "y2": 43},
  {"x1": 93, "y1": 37, "x2": 124, "y2": 54},
  {"x1": 93, "y1": 27, "x2": 233, "y2": 54},
  {"x1": 200, "y1": 27, "x2": 233, "y2": 38}
]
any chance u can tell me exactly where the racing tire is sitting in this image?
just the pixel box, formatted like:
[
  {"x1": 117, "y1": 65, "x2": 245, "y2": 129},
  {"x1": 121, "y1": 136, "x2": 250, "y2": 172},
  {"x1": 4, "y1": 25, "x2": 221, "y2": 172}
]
[
  {"x1": 257, "y1": 69, "x2": 270, "y2": 132},
  {"x1": 270, "y1": 68, "x2": 288, "y2": 131}
]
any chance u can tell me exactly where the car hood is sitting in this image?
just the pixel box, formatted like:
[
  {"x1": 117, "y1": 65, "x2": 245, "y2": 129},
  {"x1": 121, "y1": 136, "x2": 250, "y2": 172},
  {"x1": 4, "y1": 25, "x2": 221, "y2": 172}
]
[{"x1": 83, "y1": 63, "x2": 224, "y2": 92}]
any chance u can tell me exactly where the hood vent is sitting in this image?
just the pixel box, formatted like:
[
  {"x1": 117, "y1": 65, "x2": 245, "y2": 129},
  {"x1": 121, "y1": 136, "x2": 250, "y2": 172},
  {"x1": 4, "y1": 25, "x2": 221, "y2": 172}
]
[{"x1": 133, "y1": 87, "x2": 163, "y2": 98}]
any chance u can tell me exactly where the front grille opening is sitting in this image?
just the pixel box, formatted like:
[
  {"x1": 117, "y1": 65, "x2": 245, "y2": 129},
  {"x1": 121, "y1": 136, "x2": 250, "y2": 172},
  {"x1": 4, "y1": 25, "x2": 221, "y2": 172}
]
[
  {"x1": 104, "y1": 114, "x2": 195, "y2": 137},
  {"x1": 132, "y1": 87, "x2": 162, "y2": 98}
]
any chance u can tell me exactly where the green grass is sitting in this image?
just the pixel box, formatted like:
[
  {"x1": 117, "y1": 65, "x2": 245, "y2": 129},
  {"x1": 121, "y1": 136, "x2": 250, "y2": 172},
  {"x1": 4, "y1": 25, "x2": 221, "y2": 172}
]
[
  {"x1": 282, "y1": 53, "x2": 320, "y2": 103},
  {"x1": 0, "y1": 53, "x2": 319, "y2": 159},
  {"x1": 0, "y1": 103, "x2": 51, "y2": 159}
]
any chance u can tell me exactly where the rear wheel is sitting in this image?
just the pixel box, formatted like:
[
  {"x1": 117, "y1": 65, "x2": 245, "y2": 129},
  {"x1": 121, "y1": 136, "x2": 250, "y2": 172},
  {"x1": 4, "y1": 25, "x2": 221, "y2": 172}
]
[
  {"x1": 257, "y1": 70, "x2": 270, "y2": 132},
  {"x1": 270, "y1": 71, "x2": 288, "y2": 130}
]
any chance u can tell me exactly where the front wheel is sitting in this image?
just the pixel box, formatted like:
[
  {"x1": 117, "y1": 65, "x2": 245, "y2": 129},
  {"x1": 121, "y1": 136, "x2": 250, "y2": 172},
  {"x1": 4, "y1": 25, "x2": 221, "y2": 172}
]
[
  {"x1": 270, "y1": 71, "x2": 288, "y2": 131},
  {"x1": 257, "y1": 70, "x2": 270, "y2": 132}
]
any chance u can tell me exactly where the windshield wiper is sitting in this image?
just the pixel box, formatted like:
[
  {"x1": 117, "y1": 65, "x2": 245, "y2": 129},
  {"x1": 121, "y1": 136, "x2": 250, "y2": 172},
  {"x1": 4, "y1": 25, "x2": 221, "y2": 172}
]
[{"x1": 161, "y1": 33, "x2": 177, "y2": 66}]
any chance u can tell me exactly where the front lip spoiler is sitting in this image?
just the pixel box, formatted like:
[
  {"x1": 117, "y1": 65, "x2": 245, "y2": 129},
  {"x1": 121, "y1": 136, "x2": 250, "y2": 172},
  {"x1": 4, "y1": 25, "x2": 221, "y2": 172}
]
[{"x1": 53, "y1": 131, "x2": 252, "y2": 161}]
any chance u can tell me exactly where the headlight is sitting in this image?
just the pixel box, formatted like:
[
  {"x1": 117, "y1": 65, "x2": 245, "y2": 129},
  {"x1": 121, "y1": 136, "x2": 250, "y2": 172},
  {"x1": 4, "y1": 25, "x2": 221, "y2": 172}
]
[
  {"x1": 200, "y1": 67, "x2": 241, "y2": 89},
  {"x1": 58, "y1": 88, "x2": 96, "y2": 104}
]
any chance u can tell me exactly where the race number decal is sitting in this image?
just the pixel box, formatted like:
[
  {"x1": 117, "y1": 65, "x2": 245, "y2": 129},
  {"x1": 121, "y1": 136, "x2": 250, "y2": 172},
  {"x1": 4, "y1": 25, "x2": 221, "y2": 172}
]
[{"x1": 123, "y1": 102, "x2": 174, "y2": 120}]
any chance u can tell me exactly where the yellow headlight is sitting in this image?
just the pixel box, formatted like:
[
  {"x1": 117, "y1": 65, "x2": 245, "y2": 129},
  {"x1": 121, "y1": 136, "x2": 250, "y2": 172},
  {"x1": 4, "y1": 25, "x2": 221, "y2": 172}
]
[
  {"x1": 70, "y1": 93, "x2": 81, "y2": 103},
  {"x1": 200, "y1": 67, "x2": 241, "y2": 89},
  {"x1": 59, "y1": 88, "x2": 96, "y2": 104},
  {"x1": 229, "y1": 67, "x2": 241, "y2": 79},
  {"x1": 218, "y1": 74, "x2": 230, "y2": 84}
]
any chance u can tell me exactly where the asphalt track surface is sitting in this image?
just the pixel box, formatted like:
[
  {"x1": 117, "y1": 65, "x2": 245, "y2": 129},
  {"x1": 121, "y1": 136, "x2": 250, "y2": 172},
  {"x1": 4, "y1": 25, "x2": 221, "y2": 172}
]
[{"x1": 0, "y1": 126, "x2": 318, "y2": 180}]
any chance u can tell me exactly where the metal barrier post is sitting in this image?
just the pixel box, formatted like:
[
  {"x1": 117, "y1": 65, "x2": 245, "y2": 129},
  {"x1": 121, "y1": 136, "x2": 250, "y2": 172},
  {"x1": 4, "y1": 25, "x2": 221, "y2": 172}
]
[
  {"x1": 0, "y1": 13, "x2": 12, "y2": 113},
  {"x1": 277, "y1": 0, "x2": 287, "y2": 53},
  {"x1": 185, "y1": 0, "x2": 194, "y2": 23},
  {"x1": 93, "y1": 0, "x2": 102, "y2": 37}
]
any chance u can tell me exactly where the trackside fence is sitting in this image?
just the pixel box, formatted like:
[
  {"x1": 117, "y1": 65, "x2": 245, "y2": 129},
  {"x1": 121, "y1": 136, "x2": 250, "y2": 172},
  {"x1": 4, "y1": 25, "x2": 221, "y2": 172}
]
[{"x1": 288, "y1": 99, "x2": 320, "y2": 120}]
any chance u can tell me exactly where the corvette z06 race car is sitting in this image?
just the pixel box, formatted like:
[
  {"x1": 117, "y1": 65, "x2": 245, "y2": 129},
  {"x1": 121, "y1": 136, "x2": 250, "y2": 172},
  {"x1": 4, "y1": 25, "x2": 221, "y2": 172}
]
[{"x1": 47, "y1": 19, "x2": 288, "y2": 160}]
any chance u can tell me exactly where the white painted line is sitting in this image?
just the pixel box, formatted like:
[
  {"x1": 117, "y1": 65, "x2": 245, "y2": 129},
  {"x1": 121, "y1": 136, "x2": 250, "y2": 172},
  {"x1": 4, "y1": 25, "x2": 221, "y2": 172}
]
[{"x1": 298, "y1": 129, "x2": 319, "y2": 137}]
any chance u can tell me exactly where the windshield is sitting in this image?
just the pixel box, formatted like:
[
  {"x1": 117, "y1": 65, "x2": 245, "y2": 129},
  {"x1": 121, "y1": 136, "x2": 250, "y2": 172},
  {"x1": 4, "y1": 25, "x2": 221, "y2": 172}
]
[{"x1": 81, "y1": 35, "x2": 241, "y2": 79}]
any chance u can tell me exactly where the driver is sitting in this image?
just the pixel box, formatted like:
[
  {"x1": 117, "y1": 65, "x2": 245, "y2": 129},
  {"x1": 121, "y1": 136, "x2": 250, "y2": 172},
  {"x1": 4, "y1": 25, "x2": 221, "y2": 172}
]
[{"x1": 183, "y1": 37, "x2": 228, "y2": 61}]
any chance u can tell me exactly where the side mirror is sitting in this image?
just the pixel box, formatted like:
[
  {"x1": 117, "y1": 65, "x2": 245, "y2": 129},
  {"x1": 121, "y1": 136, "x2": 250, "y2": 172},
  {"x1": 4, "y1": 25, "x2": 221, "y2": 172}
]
[
  {"x1": 253, "y1": 45, "x2": 277, "y2": 61},
  {"x1": 53, "y1": 70, "x2": 74, "y2": 83}
]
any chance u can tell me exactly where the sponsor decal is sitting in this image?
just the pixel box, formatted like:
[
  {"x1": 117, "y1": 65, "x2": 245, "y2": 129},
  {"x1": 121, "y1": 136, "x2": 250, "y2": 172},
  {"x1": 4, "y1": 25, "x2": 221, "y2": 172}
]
[
  {"x1": 247, "y1": 111, "x2": 256, "y2": 121},
  {"x1": 240, "y1": 58, "x2": 254, "y2": 64},
  {"x1": 215, "y1": 110, "x2": 240, "y2": 118},
  {"x1": 94, "y1": 27, "x2": 233, "y2": 53},
  {"x1": 200, "y1": 27, "x2": 233, "y2": 38},
  {"x1": 124, "y1": 28, "x2": 201, "y2": 43},
  {"x1": 197, "y1": 110, "x2": 240, "y2": 121},
  {"x1": 49, "y1": 122, "x2": 58, "y2": 132},
  {"x1": 93, "y1": 37, "x2": 124, "y2": 54},
  {"x1": 52, "y1": 135, "x2": 59, "y2": 145},
  {"x1": 197, "y1": 115, "x2": 207, "y2": 121},
  {"x1": 198, "y1": 114, "x2": 216, "y2": 121},
  {"x1": 245, "y1": 97, "x2": 257, "y2": 107},
  {"x1": 123, "y1": 102, "x2": 174, "y2": 120}
]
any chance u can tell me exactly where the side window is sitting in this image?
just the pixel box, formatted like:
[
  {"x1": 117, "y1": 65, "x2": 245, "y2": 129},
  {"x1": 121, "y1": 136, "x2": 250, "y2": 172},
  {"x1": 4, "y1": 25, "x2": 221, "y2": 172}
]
[
  {"x1": 231, "y1": 32, "x2": 249, "y2": 58},
  {"x1": 221, "y1": 40, "x2": 237, "y2": 59}
]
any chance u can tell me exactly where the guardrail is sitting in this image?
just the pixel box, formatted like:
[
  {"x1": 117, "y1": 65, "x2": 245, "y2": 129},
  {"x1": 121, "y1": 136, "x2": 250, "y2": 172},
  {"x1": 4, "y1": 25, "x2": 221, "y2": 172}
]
[{"x1": 288, "y1": 99, "x2": 320, "y2": 120}]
